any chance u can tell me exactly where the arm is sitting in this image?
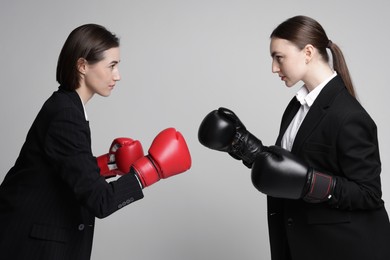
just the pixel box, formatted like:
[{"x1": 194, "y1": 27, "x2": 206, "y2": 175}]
[
  {"x1": 45, "y1": 107, "x2": 144, "y2": 218},
  {"x1": 330, "y1": 110, "x2": 383, "y2": 210},
  {"x1": 252, "y1": 110, "x2": 384, "y2": 209}
]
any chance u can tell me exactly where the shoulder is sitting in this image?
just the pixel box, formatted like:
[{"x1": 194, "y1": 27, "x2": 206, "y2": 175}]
[
  {"x1": 317, "y1": 76, "x2": 373, "y2": 122},
  {"x1": 41, "y1": 88, "x2": 85, "y2": 120},
  {"x1": 45, "y1": 88, "x2": 82, "y2": 109},
  {"x1": 333, "y1": 90, "x2": 373, "y2": 121}
]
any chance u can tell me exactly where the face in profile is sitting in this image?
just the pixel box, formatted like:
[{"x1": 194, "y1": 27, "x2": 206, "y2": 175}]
[
  {"x1": 270, "y1": 38, "x2": 307, "y2": 88},
  {"x1": 81, "y1": 47, "x2": 121, "y2": 97}
]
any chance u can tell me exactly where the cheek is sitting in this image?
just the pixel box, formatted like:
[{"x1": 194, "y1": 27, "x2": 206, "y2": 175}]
[
  {"x1": 286, "y1": 59, "x2": 304, "y2": 75},
  {"x1": 84, "y1": 71, "x2": 105, "y2": 90},
  {"x1": 90, "y1": 70, "x2": 108, "y2": 84},
  {"x1": 279, "y1": 62, "x2": 292, "y2": 76}
]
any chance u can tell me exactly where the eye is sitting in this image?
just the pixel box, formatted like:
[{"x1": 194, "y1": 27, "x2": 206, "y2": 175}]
[
  {"x1": 109, "y1": 62, "x2": 119, "y2": 70},
  {"x1": 109, "y1": 64, "x2": 118, "y2": 71}
]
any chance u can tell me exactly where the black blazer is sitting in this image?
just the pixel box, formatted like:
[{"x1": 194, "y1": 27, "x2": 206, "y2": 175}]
[
  {"x1": 0, "y1": 87, "x2": 144, "y2": 260},
  {"x1": 267, "y1": 76, "x2": 390, "y2": 260}
]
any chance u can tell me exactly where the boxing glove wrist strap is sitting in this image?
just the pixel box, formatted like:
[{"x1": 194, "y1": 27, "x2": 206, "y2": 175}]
[
  {"x1": 230, "y1": 130, "x2": 264, "y2": 167},
  {"x1": 303, "y1": 171, "x2": 336, "y2": 203}
]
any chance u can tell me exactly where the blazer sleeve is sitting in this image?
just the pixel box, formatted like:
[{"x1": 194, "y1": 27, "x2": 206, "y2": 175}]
[
  {"x1": 330, "y1": 107, "x2": 383, "y2": 210},
  {"x1": 44, "y1": 106, "x2": 144, "y2": 218}
]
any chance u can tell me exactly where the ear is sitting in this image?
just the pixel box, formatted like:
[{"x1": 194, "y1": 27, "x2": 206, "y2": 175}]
[
  {"x1": 77, "y1": 58, "x2": 88, "y2": 75},
  {"x1": 303, "y1": 44, "x2": 315, "y2": 64}
]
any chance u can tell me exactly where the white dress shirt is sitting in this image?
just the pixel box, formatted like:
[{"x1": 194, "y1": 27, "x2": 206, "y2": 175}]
[
  {"x1": 281, "y1": 72, "x2": 337, "y2": 151},
  {"x1": 77, "y1": 94, "x2": 89, "y2": 121}
]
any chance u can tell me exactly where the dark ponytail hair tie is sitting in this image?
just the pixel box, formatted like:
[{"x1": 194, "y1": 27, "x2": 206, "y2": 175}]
[{"x1": 327, "y1": 40, "x2": 333, "y2": 49}]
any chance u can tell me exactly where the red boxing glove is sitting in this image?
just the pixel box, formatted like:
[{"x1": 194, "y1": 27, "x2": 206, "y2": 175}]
[
  {"x1": 97, "y1": 137, "x2": 144, "y2": 177},
  {"x1": 131, "y1": 128, "x2": 192, "y2": 188}
]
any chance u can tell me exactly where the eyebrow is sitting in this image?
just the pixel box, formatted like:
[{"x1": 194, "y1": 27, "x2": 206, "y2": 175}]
[{"x1": 109, "y1": 60, "x2": 120, "y2": 65}]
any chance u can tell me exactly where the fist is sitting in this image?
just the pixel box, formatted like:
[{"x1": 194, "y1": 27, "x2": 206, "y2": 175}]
[{"x1": 97, "y1": 137, "x2": 144, "y2": 177}]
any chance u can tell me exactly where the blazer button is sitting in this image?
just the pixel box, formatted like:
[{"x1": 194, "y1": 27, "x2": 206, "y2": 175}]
[
  {"x1": 78, "y1": 224, "x2": 85, "y2": 231},
  {"x1": 287, "y1": 218, "x2": 294, "y2": 226}
]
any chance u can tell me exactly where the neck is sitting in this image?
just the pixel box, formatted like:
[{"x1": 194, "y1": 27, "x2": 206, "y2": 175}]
[
  {"x1": 76, "y1": 85, "x2": 94, "y2": 105},
  {"x1": 303, "y1": 62, "x2": 334, "y2": 92}
]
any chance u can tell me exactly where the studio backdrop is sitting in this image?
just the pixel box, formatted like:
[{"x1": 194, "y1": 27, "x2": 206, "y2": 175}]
[{"x1": 1, "y1": 1, "x2": 389, "y2": 259}]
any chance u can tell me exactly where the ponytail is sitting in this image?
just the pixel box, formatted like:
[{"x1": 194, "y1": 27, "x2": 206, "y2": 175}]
[{"x1": 328, "y1": 41, "x2": 357, "y2": 98}]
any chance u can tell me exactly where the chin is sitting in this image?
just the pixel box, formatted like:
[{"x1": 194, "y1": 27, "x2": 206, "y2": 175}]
[
  {"x1": 285, "y1": 81, "x2": 297, "y2": 88},
  {"x1": 98, "y1": 92, "x2": 111, "y2": 97}
]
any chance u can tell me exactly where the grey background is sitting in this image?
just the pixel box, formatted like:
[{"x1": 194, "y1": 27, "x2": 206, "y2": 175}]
[{"x1": 1, "y1": 0, "x2": 389, "y2": 259}]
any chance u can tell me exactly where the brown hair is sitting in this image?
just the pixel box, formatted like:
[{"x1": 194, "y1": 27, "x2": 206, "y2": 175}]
[
  {"x1": 270, "y1": 15, "x2": 356, "y2": 98},
  {"x1": 56, "y1": 24, "x2": 120, "y2": 91}
]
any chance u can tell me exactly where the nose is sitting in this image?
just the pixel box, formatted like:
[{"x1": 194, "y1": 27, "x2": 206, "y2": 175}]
[
  {"x1": 272, "y1": 60, "x2": 279, "y2": 74},
  {"x1": 114, "y1": 69, "x2": 121, "y2": 81}
]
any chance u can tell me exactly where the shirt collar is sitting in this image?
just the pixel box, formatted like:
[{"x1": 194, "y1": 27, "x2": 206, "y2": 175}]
[
  {"x1": 77, "y1": 93, "x2": 88, "y2": 121},
  {"x1": 295, "y1": 71, "x2": 337, "y2": 107}
]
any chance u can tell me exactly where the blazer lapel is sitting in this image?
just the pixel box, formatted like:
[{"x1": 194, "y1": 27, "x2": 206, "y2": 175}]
[
  {"x1": 275, "y1": 97, "x2": 301, "y2": 146},
  {"x1": 291, "y1": 75, "x2": 346, "y2": 153}
]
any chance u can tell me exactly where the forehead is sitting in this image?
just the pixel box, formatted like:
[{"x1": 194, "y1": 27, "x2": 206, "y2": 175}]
[
  {"x1": 101, "y1": 47, "x2": 120, "y2": 62},
  {"x1": 270, "y1": 38, "x2": 299, "y2": 56}
]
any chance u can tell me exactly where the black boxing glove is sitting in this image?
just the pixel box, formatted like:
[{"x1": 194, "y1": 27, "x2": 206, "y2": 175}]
[
  {"x1": 251, "y1": 145, "x2": 336, "y2": 203},
  {"x1": 198, "y1": 107, "x2": 264, "y2": 168}
]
